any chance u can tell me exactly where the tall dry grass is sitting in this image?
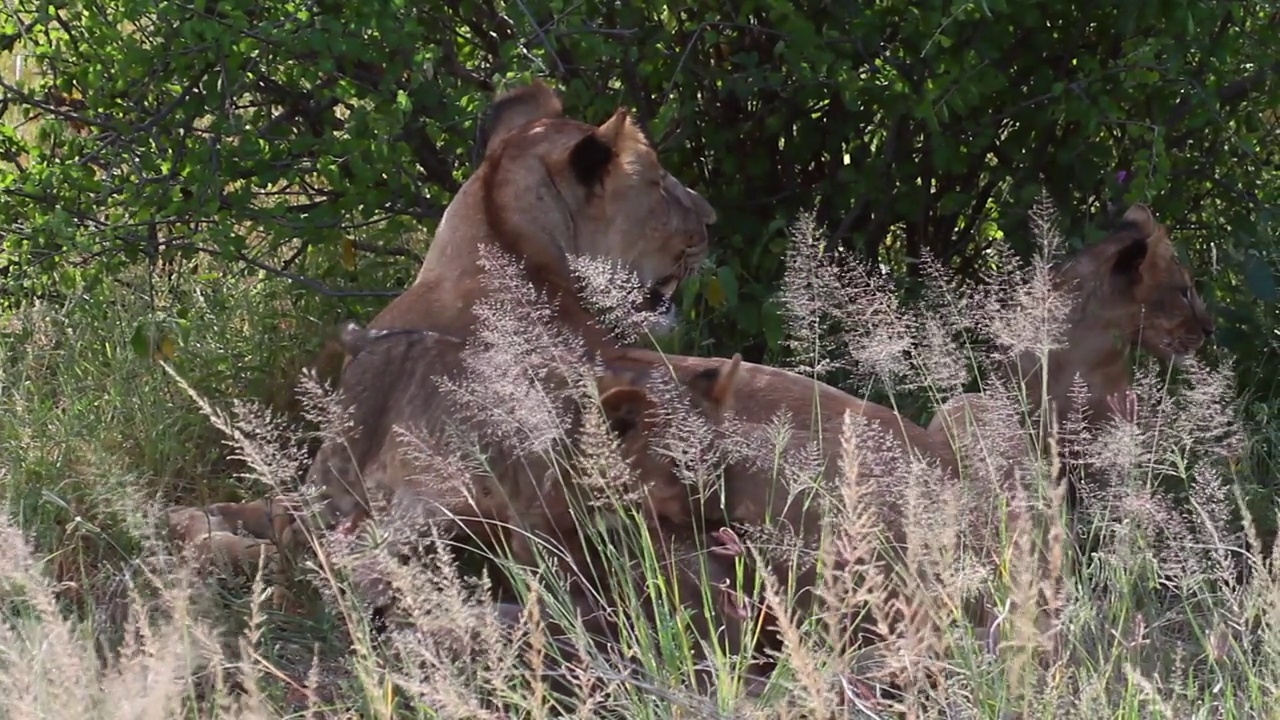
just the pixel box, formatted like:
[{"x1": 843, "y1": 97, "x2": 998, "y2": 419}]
[{"x1": 0, "y1": 197, "x2": 1274, "y2": 719}]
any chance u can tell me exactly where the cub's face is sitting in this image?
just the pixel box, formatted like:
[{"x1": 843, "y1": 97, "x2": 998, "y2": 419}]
[
  {"x1": 594, "y1": 357, "x2": 741, "y2": 524},
  {"x1": 1102, "y1": 204, "x2": 1215, "y2": 365}
]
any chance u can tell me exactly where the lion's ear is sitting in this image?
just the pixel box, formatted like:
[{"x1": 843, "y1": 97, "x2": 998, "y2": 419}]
[
  {"x1": 686, "y1": 354, "x2": 743, "y2": 414},
  {"x1": 477, "y1": 80, "x2": 564, "y2": 161},
  {"x1": 598, "y1": 385, "x2": 648, "y2": 437},
  {"x1": 568, "y1": 107, "x2": 630, "y2": 188},
  {"x1": 1121, "y1": 203, "x2": 1158, "y2": 236},
  {"x1": 1111, "y1": 235, "x2": 1149, "y2": 284}
]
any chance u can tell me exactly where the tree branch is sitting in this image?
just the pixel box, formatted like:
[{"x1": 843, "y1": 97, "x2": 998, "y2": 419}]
[{"x1": 218, "y1": 248, "x2": 402, "y2": 298}]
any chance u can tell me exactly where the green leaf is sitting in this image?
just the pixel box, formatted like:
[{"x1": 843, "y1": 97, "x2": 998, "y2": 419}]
[
  {"x1": 715, "y1": 266, "x2": 739, "y2": 308},
  {"x1": 1244, "y1": 255, "x2": 1277, "y2": 303},
  {"x1": 704, "y1": 276, "x2": 725, "y2": 308},
  {"x1": 129, "y1": 322, "x2": 152, "y2": 359}
]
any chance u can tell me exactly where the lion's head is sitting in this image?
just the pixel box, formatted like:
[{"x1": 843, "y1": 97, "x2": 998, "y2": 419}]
[
  {"x1": 386, "y1": 80, "x2": 715, "y2": 342},
  {"x1": 591, "y1": 354, "x2": 742, "y2": 530},
  {"x1": 1058, "y1": 202, "x2": 1215, "y2": 365},
  {"x1": 932, "y1": 204, "x2": 1217, "y2": 459},
  {"x1": 481, "y1": 81, "x2": 715, "y2": 326}
]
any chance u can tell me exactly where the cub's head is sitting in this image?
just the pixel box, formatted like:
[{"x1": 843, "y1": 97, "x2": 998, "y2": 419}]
[
  {"x1": 477, "y1": 80, "x2": 717, "y2": 334},
  {"x1": 593, "y1": 355, "x2": 742, "y2": 523},
  {"x1": 1065, "y1": 203, "x2": 1215, "y2": 364}
]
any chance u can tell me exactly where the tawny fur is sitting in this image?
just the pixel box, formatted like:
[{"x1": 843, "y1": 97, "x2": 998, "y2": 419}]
[
  {"x1": 205, "y1": 497, "x2": 296, "y2": 543},
  {"x1": 166, "y1": 505, "x2": 280, "y2": 576},
  {"x1": 287, "y1": 80, "x2": 719, "y2": 611},
  {"x1": 926, "y1": 203, "x2": 1215, "y2": 485},
  {"x1": 287, "y1": 82, "x2": 719, "y2": 562},
  {"x1": 259, "y1": 80, "x2": 1152, "y2": 684},
  {"x1": 283, "y1": 325, "x2": 746, "y2": 593},
  {"x1": 594, "y1": 349, "x2": 1009, "y2": 682},
  {"x1": 307, "y1": 78, "x2": 717, "y2": 384}
]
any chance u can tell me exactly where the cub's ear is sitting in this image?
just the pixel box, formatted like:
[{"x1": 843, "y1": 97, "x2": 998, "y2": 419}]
[
  {"x1": 477, "y1": 79, "x2": 564, "y2": 163},
  {"x1": 1111, "y1": 235, "x2": 1149, "y2": 284},
  {"x1": 598, "y1": 385, "x2": 648, "y2": 437},
  {"x1": 686, "y1": 354, "x2": 743, "y2": 414},
  {"x1": 568, "y1": 107, "x2": 631, "y2": 188}
]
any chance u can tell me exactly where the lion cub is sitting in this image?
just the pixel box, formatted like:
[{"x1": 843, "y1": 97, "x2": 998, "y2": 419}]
[
  {"x1": 281, "y1": 322, "x2": 742, "y2": 586},
  {"x1": 166, "y1": 502, "x2": 282, "y2": 576}
]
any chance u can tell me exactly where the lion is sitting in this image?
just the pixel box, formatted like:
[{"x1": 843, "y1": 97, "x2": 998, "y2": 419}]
[
  {"x1": 166, "y1": 503, "x2": 281, "y2": 577},
  {"x1": 241, "y1": 321, "x2": 772, "y2": 685},
  {"x1": 926, "y1": 203, "x2": 1216, "y2": 502},
  {"x1": 596, "y1": 349, "x2": 1105, "y2": 695},
  {"x1": 276, "y1": 322, "x2": 750, "y2": 611},
  {"x1": 347, "y1": 79, "x2": 716, "y2": 353},
  {"x1": 292, "y1": 79, "x2": 717, "y2": 542},
  {"x1": 278, "y1": 78, "x2": 720, "y2": 625},
  {"x1": 586, "y1": 349, "x2": 1019, "y2": 687},
  {"x1": 928, "y1": 203, "x2": 1213, "y2": 435}
]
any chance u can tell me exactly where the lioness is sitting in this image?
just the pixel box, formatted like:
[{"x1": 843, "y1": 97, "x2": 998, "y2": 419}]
[
  {"x1": 286, "y1": 77, "x2": 720, "y2": 578},
  {"x1": 591, "y1": 349, "x2": 993, "y2": 686},
  {"x1": 359, "y1": 79, "x2": 716, "y2": 350},
  {"x1": 319, "y1": 326, "x2": 763, "y2": 695}
]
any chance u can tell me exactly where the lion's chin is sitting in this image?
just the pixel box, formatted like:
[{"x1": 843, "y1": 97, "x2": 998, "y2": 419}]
[
  {"x1": 638, "y1": 280, "x2": 681, "y2": 338},
  {"x1": 1146, "y1": 345, "x2": 1185, "y2": 367},
  {"x1": 1153, "y1": 341, "x2": 1199, "y2": 368}
]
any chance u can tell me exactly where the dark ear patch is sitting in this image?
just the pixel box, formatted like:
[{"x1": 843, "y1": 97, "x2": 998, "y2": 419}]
[
  {"x1": 686, "y1": 368, "x2": 723, "y2": 402},
  {"x1": 685, "y1": 354, "x2": 743, "y2": 412},
  {"x1": 568, "y1": 131, "x2": 616, "y2": 188},
  {"x1": 1111, "y1": 235, "x2": 1149, "y2": 284},
  {"x1": 599, "y1": 386, "x2": 648, "y2": 437}
]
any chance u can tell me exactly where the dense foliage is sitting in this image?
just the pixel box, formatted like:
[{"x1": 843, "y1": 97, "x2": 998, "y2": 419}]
[
  {"x1": 1, "y1": 0, "x2": 1277, "y2": 374},
  {"x1": 2, "y1": 5, "x2": 1280, "y2": 713}
]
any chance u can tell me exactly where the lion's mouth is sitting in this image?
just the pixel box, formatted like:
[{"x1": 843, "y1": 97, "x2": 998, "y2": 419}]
[
  {"x1": 1160, "y1": 335, "x2": 1207, "y2": 366},
  {"x1": 641, "y1": 274, "x2": 681, "y2": 315}
]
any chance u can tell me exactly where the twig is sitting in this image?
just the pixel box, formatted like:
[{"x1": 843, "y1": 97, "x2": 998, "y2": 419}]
[
  {"x1": 190, "y1": 246, "x2": 403, "y2": 298},
  {"x1": 511, "y1": 0, "x2": 567, "y2": 78},
  {"x1": 661, "y1": 23, "x2": 705, "y2": 110}
]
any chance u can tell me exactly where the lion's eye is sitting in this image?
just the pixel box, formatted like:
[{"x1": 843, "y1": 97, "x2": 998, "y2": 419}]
[{"x1": 1179, "y1": 287, "x2": 1191, "y2": 303}]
